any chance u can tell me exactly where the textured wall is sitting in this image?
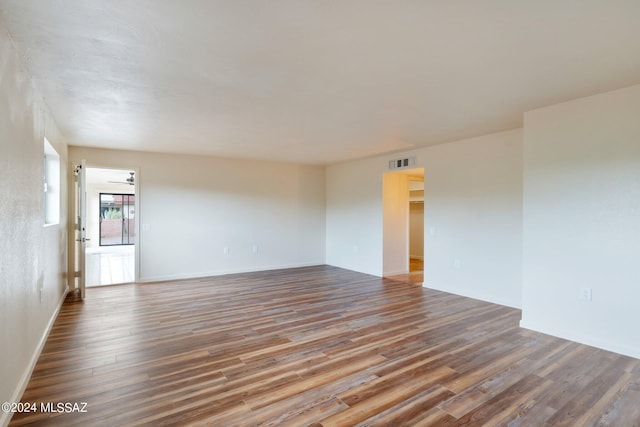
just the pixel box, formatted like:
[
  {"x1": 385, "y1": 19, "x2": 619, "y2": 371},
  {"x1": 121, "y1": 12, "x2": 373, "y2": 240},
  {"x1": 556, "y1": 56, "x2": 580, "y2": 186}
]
[
  {"x1": 326, "y1": 128, "x2": 523, "y2": 310},
  {"x1": 0, "y1": 19, "x2": 68, "y2": 425},
  {"x1": 69, "y1": 146, "x2": 326, "y2": 282}
]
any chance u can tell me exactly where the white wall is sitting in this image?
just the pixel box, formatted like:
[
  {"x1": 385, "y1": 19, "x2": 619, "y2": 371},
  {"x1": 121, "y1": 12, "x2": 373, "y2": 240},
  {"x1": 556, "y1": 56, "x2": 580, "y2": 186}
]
[
  {"x1": 69, "y1": 147, "x2": 326, "y2": 282},
  {"x1": 422, "y1": 130, "x2": 523, "y2": 308},
  {"x1": 521, "y1": 84, "x2": 640, "y2": 359},
  {"x1": 0, "y1": 23, "x2": 68, "y2": 426},
  {"x1": 383, "y1": 172, "x2": 410, "y2": 275},
  {"x1": 326, "y1": 129, "x2": 523, "y2": 308},
  {"x1": 325, "y1": 158, "x2": 385, "y2": 276}
]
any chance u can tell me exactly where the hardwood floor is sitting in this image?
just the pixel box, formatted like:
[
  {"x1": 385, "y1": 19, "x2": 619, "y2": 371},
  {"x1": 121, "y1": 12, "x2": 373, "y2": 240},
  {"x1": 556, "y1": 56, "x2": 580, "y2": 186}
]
[
  {"x1": 409, "y1": 257, "x2": 424, "y2": 273},
  {"x1": 10, "y1": 266, "x2": 640, "y2": 426},
  {"x1": 386, "y1": 258, "x2": 424, "y2": 285}
]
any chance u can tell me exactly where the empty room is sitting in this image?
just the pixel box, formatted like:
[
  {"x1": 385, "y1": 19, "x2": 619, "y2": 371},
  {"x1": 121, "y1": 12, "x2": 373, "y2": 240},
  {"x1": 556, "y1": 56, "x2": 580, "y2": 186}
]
[{"x1": 1, "y1": 1, "x2": 640, "y2": 426}]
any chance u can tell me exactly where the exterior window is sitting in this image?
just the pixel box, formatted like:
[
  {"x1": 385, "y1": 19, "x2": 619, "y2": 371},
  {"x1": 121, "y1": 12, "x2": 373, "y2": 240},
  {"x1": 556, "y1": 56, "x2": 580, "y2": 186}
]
[{"x1": 44, "y1": 138, "x2": 60, "y2": 225}]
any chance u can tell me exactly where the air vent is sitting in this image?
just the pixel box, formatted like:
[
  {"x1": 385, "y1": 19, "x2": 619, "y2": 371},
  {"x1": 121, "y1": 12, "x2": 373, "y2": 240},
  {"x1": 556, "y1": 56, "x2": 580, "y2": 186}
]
[{"x1": 388, "y1": 156, "x2": 416, "y2": 170}]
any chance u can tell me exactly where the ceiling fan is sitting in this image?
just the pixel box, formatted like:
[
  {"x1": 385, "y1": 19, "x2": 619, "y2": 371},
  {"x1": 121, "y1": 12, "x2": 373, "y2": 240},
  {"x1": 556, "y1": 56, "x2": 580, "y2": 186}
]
[{"x1": 108, "y1": 172, "x2": 135, "y2": 186}]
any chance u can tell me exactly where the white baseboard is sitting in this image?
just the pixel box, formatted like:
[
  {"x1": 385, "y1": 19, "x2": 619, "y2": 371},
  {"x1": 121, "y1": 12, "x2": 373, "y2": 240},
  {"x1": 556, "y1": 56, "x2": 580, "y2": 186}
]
[
  {"x1": 138, "y1": 262, "x2": 325, "y2": 283},
  {"x1": 1, "y1": 286, "x2": 69, "y2": 427},
  {"x1": 519, "y1": 319, "x2": 640, "y2": 360},
  {"x1": 422, "y1": 282, "x2": 521, "y2": 309}
]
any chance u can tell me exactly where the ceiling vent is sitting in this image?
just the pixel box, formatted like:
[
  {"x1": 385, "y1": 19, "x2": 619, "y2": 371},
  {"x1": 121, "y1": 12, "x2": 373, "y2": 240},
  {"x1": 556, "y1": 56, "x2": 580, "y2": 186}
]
[{"x1": 388, "y1": 156, "x2": 416, "y2": 170}]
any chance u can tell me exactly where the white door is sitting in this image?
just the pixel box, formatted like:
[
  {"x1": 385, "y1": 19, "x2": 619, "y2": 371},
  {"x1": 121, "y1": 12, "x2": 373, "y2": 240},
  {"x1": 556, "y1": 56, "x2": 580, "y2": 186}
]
[{"x1": 74, "y1": 160, "x2": 88, "y2": 299}]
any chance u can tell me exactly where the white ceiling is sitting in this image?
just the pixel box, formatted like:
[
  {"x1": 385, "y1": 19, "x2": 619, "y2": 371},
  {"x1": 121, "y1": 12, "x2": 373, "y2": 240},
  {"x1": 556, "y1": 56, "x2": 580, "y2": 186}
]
[{"x1": 1, "y1": 1, "x2": 639, "y2": 165}]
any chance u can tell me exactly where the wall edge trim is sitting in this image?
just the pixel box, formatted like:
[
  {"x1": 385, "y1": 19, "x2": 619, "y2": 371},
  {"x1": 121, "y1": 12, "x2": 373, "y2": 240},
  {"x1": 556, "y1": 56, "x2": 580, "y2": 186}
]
[
  {"x1": 519, "y1": 320, "x2": 640, "y2": 360},
  {"x1": 422, "y1": 282, "x2": 521, "y2": 309},
  {"x1": 2, "y1": 286, "x2": 69, "y2": 427},
  {"x1": 138, "y1": 262, "x2": 325, "y2": 283}
]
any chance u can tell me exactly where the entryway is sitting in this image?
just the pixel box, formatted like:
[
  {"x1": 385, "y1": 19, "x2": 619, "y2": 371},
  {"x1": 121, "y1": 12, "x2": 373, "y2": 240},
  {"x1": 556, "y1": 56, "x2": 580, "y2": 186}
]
[
  {"x1": 86, "y1": 245, "x2": 135, "y2": 285},
  {"x1": 382, "y1": 168, "x2": 424, "y2": 284},
  {"x1": 85, "y1": 167, "x2": 137, "y2": 287}
]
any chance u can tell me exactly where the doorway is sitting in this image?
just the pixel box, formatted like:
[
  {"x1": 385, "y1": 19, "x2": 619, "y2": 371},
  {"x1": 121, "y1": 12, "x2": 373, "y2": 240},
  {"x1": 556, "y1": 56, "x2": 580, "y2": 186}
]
[
  {"x1": 85, "y1": 168, "x2": 137, "y2": 287},
  {"x1": 383, "y1": 168, "x2": 424, "y2": 284},
  {"x1": 408, "y1": 177, "x2": 424, "y2": 281}
]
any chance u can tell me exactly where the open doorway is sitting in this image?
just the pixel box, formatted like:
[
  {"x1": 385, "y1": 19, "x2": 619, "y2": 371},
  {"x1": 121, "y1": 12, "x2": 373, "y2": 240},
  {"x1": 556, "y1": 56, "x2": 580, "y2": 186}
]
[
  {"x1": 85, "y1": 167, "x2": 137, "y2": 286},
  {"x1": 408, "y1": 177, "x2": 424, "y2": 281},
  {"x1": 383, "y1": 168, "x2": 424, "y2": 284}
]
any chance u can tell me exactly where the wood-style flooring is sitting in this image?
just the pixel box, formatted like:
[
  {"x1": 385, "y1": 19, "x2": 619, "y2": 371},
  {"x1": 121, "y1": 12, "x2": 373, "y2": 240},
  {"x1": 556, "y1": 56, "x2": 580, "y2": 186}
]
[
  {"x1": 387, "y1": 258, "x2": 424, "y2": 285},
  {"x1": 10, "y1": 265, "x2": 640, "y2": 426}
]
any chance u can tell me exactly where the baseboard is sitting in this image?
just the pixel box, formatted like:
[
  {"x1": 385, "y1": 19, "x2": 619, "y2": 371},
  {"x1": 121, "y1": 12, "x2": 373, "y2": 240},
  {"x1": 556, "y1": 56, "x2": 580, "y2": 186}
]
[
  {"x1": 422, "y1": 282, "x2": 521, "y2": 309},
  {"x1": 138, "y1": 262, "x2": 325, "y2": 283},
  {"x1": 383, "y1": 269, "x2": 410, "y2": 276},
  {"x1": 1, "y1": 286, "x2": 69, "y2": 427},
  {"x1": 519, "y1": 319, "x2": 640, "y2": 360}
]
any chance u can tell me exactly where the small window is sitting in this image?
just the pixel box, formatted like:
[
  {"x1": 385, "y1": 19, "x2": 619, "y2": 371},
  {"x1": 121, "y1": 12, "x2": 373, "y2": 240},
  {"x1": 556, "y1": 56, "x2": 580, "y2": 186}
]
[{"x1": 44, "y1": 138, "x2": 60, "y2": 226}]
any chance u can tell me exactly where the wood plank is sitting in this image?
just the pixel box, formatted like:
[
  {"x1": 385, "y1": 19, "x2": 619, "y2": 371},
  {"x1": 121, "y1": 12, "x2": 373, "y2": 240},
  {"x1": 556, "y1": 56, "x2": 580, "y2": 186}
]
[
  {"x1": 595, "y1": 380, "x2": 640, "y2": 426},
  {"x1": 8, "y1": 265, "x2": 640, "y2": 426}
]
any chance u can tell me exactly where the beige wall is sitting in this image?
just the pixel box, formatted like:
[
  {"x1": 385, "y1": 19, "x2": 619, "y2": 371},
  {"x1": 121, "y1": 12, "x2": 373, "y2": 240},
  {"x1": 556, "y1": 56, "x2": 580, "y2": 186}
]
[
  {"x1": 326, "y1": 129, "x2": 523, "y2": 308},
  {"x1": 69, "y1": 147, "x2": 326, "y2": 282},
  {"x1": 326, "y1": 157, "x2": 385, "y2": 276},
  {"x1": 521, "y1": 84, "x2": 640, "y2": 358},
  {"x1": 0, "y1": 23, "x2": 68, "y2": 425},
  {"x1": 422, "y1": 130, "x2": 523, "y2": 308},
  {"x1": 383, "y1": 172, "x2": 410, "y2": 275}
]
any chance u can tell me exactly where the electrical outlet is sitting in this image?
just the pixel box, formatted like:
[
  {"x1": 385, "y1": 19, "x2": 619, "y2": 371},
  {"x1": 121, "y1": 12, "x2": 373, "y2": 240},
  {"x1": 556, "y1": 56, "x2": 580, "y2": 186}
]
[
  {"x1": 579, "y1": 287, "x2": 592, "y2": 301},
  {"x1": 223, "y1": 247, "x2": 229, "y2": 255},
  {"x1": 453, "y1": 259, "x2": 461, "y2": 269},
  {"x1": 252, "y1": 244, "x2": 259, "y2": 253}
]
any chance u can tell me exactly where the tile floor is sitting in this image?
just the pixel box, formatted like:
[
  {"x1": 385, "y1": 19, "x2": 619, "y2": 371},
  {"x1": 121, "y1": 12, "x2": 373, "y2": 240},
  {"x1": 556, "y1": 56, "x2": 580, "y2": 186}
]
[{"x1": 85, "y1": 245, "x2": 135, "y2": 286}]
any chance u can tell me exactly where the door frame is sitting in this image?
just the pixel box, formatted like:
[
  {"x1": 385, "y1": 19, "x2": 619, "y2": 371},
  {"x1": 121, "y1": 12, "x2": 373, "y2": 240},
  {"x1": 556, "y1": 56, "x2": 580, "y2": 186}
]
[
  {"x1": 68, "y1": 162, "x2": 140, "y2": 293},
  {"x1": 74, "y1": 160, "x2": 87, "y2": 298},
  {"x1": 382, "y1": 168, "x2": 424, "y2": 277}
]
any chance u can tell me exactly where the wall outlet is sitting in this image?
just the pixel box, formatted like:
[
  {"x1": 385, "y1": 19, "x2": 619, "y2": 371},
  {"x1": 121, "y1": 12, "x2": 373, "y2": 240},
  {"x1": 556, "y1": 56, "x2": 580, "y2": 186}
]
[
  {"x1": 223, "y1": 247, "x2": 229, "y2": 255},
  {"x1": 453, "y1": 259, "x2": 461, "y2": 269},
  {"x1": 252, "y1": 244, "x2": 259, "y2": 253},
  {"x1": 579, "y1": 287, "x2": 592, "y2": 301}
]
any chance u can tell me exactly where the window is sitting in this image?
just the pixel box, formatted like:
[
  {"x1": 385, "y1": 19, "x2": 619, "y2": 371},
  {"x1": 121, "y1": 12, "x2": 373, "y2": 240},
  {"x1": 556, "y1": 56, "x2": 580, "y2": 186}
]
[
  {"x1": 100, "y1": 193, "x2": 136, "y2": 245},
  {"x1": 43, "y1": 138, "x2": 60, "y2": 225}
]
